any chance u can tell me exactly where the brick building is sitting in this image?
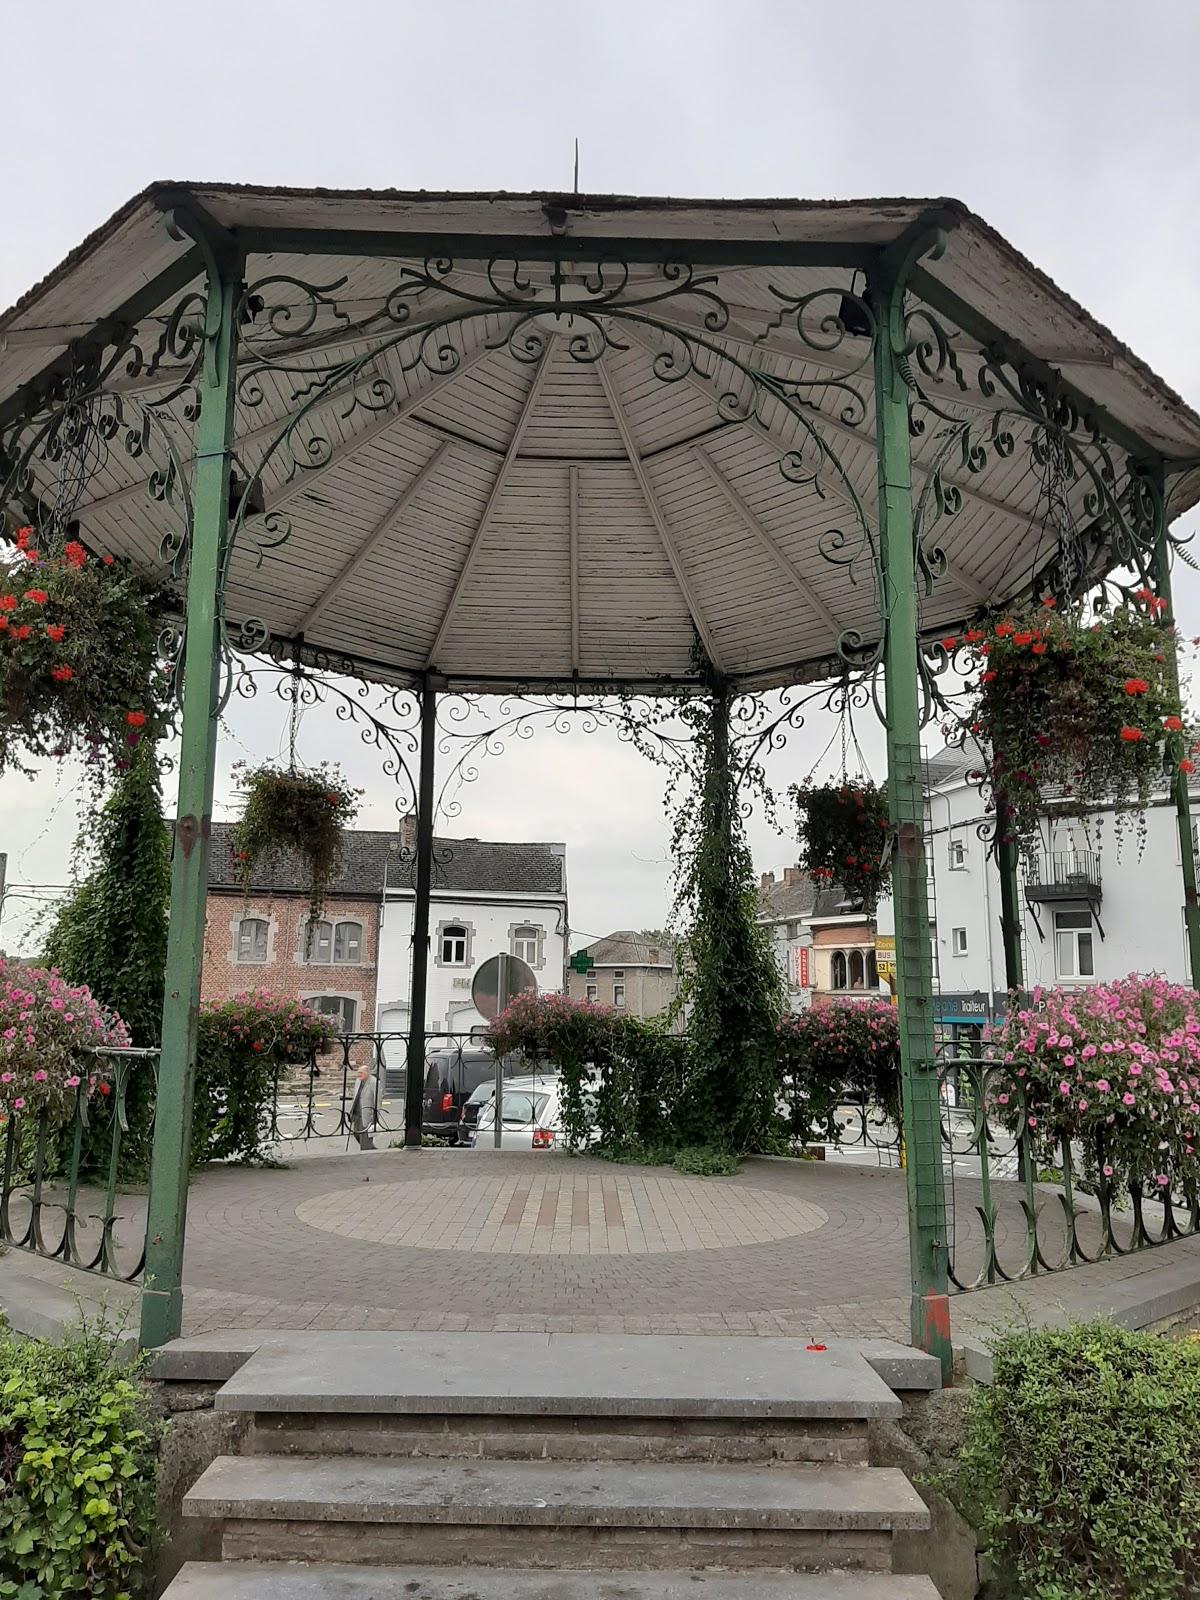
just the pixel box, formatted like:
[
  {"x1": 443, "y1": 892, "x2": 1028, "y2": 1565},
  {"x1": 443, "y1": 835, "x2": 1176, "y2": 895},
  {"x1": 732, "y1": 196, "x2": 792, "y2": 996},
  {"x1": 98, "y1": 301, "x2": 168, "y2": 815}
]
[
  {"x1": 201, "y1": 823, "x2": 389, "y2": 1035},
  {"x1": 757, "y1": 866, "x2": 882, "y2": 1009}
]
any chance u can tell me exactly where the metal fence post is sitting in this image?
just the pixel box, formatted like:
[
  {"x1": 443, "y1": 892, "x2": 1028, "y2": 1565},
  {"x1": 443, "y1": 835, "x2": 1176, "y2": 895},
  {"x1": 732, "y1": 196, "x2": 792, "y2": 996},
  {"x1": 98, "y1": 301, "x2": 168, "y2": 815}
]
[
  {"x1": 139, "y1": 234, "x2": 242, "y2": 1349},
  {"x1": 870, "y1": 259, "x2": 952, "y2": 1376}
]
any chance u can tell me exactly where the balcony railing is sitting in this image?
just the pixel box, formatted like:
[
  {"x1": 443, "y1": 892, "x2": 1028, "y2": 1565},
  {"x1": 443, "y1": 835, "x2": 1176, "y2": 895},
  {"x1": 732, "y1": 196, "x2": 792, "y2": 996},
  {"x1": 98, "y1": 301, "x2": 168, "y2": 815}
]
[{"x1": 1024, "y1": 849, "x2": 1102, "y2": 904}]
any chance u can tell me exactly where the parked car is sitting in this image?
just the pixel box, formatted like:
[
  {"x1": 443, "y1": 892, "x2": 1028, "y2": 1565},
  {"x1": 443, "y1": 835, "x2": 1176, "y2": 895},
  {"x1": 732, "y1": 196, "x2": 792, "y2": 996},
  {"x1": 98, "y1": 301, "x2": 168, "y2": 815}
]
[
  {"x1": 469, "y1": 1073, "x2": 597, "y2": 1151},
  {"x1": 422, "y1": 1047, "x2": 498, "y2": 1141},
  {"x1": 457, "y1": 1079, "x2": 497, "y2": 1142}
]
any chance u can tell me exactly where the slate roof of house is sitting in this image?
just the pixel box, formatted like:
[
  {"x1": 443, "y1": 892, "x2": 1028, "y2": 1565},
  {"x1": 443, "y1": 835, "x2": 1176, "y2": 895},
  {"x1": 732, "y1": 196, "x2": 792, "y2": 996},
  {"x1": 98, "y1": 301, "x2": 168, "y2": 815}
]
[
  {"x1": 923, "y1": 743, "x2": 981, "y2": 790},
  {"x1": 757, "y1": 872, "x2": 820, "y2": 922},
  {"x1": 577, "y1": 930, "x2": 675, "y2": 968},
  {"x1": 207, "y1": 824, "x2": 566, "y2": 898}
]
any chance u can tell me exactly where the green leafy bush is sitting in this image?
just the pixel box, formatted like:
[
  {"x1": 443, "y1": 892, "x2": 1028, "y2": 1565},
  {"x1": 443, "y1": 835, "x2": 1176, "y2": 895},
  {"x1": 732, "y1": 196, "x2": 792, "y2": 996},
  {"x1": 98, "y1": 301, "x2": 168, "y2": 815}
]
[
  {"x1": 0, "y1": 1321, "x2": 159, "y2": 1599},
  {"x1": 952, "y1": 1322, "x2": 1200, "y2": 1598},
  {"x1": 191, "y1": 992, "x2": 334, "y2": 1165}
]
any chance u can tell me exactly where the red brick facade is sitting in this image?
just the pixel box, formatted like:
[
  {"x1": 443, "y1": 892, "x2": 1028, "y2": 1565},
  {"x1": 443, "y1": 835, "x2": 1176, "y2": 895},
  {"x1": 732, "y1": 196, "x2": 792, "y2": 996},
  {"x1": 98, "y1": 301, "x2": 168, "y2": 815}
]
[{"x1": 201, "y1": 889, "x2": 381, "y2": 1038}]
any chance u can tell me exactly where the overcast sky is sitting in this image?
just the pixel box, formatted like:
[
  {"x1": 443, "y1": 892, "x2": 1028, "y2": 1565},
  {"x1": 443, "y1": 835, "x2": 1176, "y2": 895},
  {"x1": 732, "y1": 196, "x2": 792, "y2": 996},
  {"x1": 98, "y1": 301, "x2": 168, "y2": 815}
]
[{"x1": 2, "y1": 0, "x2": 1199, "y2": 954}]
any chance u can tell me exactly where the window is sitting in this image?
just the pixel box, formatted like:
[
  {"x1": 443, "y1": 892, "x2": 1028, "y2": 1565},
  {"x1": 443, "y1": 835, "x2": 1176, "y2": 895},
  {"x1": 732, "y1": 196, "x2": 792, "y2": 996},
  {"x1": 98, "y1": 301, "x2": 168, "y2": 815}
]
[
  {"x1": 309, "y1": 995, "x2": 357, "y2": 1033},
  {"x1": 308, "y1": 920, "x2": 333, "y2": 962},
  {"x1": 440, "y1": 924, "x2": 468, "y2": 965},
  {"x1": 830, "y1": 949, "x2": 848, "y2": 990},
  {"x1": 236, "y1": 917, "x2": 268, "y2": 964},
  {"x1": 333, "y1": 921, "x2": 362, "y2": 963},
  {"x1": 849, "y1": 949, "x2": 866, "y2": 988},
  {"x1": 952, "y1": 926, "x2": 968, "y2": 957},
  {"x1": 786, "y1": 921, "x2": 799, "y2": 938},
  {"x1": 511, "y1": 924, "x2": 540, "y2": 964},
  {"x1": 949, "y1": 838, "x2": 967, "y2": 871},
  {"x1": 613, "y1": 982, "x2": 626, "y2": 1009},
  {"x1": 585, "y1": 982, "x2": 599, "y2": 1002},
  {"x1": 1055, "y1": 910, "x2": 1095, "y2": 980}
]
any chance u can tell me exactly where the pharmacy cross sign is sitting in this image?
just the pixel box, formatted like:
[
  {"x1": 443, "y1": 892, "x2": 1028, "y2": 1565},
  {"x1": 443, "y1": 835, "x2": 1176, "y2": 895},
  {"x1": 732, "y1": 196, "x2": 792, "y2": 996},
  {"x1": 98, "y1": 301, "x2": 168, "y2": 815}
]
[{"x1": 569, "y1": 949, "x2": 593, "y2": 974}]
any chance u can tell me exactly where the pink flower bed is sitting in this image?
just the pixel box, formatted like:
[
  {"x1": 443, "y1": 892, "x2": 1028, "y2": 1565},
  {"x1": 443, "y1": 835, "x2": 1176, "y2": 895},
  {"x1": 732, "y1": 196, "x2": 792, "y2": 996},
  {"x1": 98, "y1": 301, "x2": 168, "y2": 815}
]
[
  {"x1": 0, "y1": 960, "x2": 129, "y2": 1124},
  {"x1": 986, "y1": 974, "x2": 1200, "y2": 1192}
]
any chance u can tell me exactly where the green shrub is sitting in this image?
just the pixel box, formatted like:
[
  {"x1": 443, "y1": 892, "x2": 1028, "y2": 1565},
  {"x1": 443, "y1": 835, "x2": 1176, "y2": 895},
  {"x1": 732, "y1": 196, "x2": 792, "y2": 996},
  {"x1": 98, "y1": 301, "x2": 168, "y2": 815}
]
[
  {"x1": 669, "y1": 1144, "x2": 740, "y2": 1176},
  {"x1": 0, "y1": 1321, "x2": 159, "y2": 1599},
  {"x1": 952, "y1": 1321, "x2": 1200, "y2": 1598}
]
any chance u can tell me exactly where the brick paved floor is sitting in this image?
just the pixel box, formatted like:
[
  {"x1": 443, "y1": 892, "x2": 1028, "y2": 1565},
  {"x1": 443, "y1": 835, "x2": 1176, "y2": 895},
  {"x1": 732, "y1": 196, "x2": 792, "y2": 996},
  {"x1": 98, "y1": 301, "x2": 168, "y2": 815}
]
[{"x1": 51, "y1": 1145, "x2": 1200, "y2": 1343}]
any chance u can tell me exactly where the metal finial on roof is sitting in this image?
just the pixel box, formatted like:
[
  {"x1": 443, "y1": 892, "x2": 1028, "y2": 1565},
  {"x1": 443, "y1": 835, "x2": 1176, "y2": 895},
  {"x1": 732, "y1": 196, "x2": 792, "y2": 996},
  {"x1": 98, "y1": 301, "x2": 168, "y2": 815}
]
[{"x1": 573, "y1": 138, "x2": 579, "y2": 195}]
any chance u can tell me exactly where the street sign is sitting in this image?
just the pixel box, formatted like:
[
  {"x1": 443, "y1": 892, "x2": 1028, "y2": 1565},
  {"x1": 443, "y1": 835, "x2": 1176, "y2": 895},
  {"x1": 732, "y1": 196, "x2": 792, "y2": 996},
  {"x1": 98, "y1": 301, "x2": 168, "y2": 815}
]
[
  {"x1": 569, "y1": 949, "x2": 593, "y2": 974},
  {"x1": 471, "y1": 952, "x2": 537, "y2": 1020}
]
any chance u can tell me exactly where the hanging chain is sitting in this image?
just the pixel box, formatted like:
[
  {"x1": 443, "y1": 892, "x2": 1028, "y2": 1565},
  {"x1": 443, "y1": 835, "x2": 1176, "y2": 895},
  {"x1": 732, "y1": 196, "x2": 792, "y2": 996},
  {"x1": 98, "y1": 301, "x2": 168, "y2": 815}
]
[{"x1": 288, "y1": 665, "x2": 301, "y2": 773}]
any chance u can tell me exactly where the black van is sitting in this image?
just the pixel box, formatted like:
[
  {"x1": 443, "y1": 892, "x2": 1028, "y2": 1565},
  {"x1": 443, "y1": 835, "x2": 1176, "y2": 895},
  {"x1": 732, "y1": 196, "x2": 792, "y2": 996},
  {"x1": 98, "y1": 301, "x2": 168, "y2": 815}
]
[{"x1": 422, "y1": 1047, "x2": 497, "y2": 1142}]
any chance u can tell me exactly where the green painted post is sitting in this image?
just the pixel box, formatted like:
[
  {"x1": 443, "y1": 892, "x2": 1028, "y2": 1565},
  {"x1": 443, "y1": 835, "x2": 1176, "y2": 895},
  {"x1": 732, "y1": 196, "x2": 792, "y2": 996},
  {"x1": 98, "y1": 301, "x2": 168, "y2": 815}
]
[
  {"x1": 870, "y1": 263, "x2": 952, "y2": 1375},
  {"x1": 139, "y1": 244, "x2": 242, "y2": 1349},
  {"x1": 1152, "y1": 487, "x2": 1200, "y2": 989}
]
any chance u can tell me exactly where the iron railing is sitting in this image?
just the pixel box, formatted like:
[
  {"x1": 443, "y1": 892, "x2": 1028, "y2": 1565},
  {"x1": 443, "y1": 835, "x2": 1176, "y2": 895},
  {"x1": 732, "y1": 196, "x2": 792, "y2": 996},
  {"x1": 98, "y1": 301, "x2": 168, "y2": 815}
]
[
  {"x1": 0, "y1": 1047, "x2": 158, "y2": 1282},
  {"x1": 1024, "y1": 849, "x2": 1102, "y2": 901},
  {"x1": 788, "y1": 1051, "x2": 1200, "y2": 1293}
]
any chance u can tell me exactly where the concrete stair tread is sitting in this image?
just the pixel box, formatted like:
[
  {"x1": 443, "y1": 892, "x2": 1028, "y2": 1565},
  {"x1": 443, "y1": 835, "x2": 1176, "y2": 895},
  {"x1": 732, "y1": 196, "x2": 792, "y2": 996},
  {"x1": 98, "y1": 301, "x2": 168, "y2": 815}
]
[
  {"x1": 211, "y1": 1333, "x2": 905, "y2": 1420},
  {"x1": 185, "y1": 1454, "x2": 930, "y2": 1531},
  {"x1": 162, "y1": 1563, "x2": 942, "y2": 1598}
]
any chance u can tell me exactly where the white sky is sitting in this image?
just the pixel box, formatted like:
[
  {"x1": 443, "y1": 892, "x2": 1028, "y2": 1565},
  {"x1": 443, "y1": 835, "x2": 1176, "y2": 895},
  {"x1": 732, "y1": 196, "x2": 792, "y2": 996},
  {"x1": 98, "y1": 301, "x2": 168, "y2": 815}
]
[{"x1": 1, "y1": 0, "x2": 1199, "y2": 953}]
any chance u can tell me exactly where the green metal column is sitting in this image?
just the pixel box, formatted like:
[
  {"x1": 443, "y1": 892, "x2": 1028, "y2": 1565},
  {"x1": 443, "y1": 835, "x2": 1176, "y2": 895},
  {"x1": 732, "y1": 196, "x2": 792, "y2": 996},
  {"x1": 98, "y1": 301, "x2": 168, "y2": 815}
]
[
  {"x1": 997, "y1": 835, "x2": 1025, "y2": 993},
  {"x1": 140, "y1": 243, "x2": 242, "y2": 1349},
  {"x1": 1152, "y1": 484, "x2": 1200, "y2": 989},
  {"x1": 870, "y1": 264, "x2": 951, "y2": 1374}
]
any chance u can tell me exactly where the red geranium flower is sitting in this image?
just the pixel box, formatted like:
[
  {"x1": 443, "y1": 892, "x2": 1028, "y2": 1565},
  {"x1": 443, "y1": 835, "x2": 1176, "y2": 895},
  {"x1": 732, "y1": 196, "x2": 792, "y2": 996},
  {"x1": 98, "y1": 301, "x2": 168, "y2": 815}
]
[
  {"x1": 62, "y1": 540, "x2": 87, "y2": 569},
  {"x1": 23, "y1": 550, "x2": 39, "y2": 563},
  {"x1": 44, "y1": 623, "x2": 65, "y2": 642},
  {"x1": 14, "y1": 526, "x2": 33, "y2": 550},
  {"x1": 0, "y1": 596, "x2": 14, "y2": 612},
  {"x1": 50, "y1": 664, "x2": 73, "y2": 682},
  {"x1": 940, "y1": 635, "x2": 959, "y2": 650},
  {"x1": 101, "y1": 554, "x2": 114, "y2": 566},
  {"x1": 125, "y1": 710, "x2": 147, "y2": 728},
  {"x1": 1119, "y1": 726, "x2": 1144, "y2": 743},
  {"x1": 981, "y1": 670, "x2": 998, "y2": 683},
  {"x1": 1182, "y1": 759, "x2": 1196, "y2": 775},
  {"x1": 1124, "y1": 678, "x2": 1149, "y2": 696},
  {"x1": 1013, "y1": 631, "x2": 1034, "y2": 646},
  {"x1": 98, "y1": 1081, "x2": 111, "y2": 1096},
  {"x1": 964, "y1": 628, "x2": 986, "y2": 644},
  {"x1": 11, "y1": 624, "x2": 31, "y2": 641},
  {"x1": 23, "y1": 589, "x2": 48, "y2": 605},
  {"x1": 1165, "y1": 715, "x2": 1185, "y2": 732},
  {"x1": 1031, "y1": 642, "x2": 1048, "y2": 655},
  {"x1": 1041, "y1": 596, "x2": 1058, "y2": 608},
  {"x1": 995, "y1": 622, "x2": 1015, "y2": 638}
]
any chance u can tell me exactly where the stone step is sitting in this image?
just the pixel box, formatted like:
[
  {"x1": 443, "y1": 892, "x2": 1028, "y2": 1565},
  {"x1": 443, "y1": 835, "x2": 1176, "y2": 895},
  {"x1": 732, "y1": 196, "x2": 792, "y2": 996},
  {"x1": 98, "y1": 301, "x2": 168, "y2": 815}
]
[
  {"x1": 186, "y1": 1454, "x2": 929, "y2": 1573},
  {"x1": 212, "y1": 1332, "x2": 907, "y2": 1422},
  {"x1": 162, "y1": 1560, "x2": 944, "y2": 1598},
  {"x1": 247, "y1": 1408, "x2": 871, "y2": 1465}
]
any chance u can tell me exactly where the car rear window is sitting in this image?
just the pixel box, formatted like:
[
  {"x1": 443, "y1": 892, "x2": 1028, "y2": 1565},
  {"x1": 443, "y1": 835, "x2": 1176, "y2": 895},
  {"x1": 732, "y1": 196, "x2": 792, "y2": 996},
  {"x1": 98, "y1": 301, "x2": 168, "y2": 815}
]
[{"x1": 482, "y1": 1091, "x2": 550, "y2": 1125}]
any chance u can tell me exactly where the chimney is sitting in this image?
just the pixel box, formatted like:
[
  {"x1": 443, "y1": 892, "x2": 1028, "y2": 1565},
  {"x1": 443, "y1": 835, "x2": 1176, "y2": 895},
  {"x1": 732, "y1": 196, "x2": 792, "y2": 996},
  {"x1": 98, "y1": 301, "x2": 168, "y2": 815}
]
[
  {"x1": 783, "y1": 866, "x2": 802, "y2": 887},
  {"x1": 760, "y1": 871, "x2": 775, "y2": 889},
  {"x1": 399, "y1": 813, "x2": 417, "y2": 851}
]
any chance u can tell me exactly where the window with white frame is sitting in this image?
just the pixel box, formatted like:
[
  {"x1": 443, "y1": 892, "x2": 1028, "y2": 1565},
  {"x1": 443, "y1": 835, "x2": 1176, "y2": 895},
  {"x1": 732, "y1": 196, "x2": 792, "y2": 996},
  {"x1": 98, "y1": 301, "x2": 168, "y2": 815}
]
[
  {"x1": 613, "y1": 972, "x2": 626, "y2": 1008},
  {"x1": 830, "y1": 949, "x2": 848, "y2": 990},
  {"x1": 952, "y1": 926, "x2": 968, "y2": 956},
  {"x1": 236, "y1": 917, "x2": 268, "y2": 964},
  {"x1": 848, "y1": 949, "x2": 866, "y2": 988},
  {"x1": 333, "y1": 921, "x2": 362, "y2": 963},
  {"x1": 511, "y1": 924, "x2": 540, "y2": 965},
  {"x1": 309, "y1": 995, "x2": 357, "y2": 1033},
  {"x1": 949, "y1": 837, "x2": 967, "y2": 870},
  {"x1": 585, "y1": 982, "x2": 599, "y2": 1002},
  {"x1": 1054, "y1": 910, "x2": 1095, "y2": 980},
  {"x1": 440, "y1": 923, "x2": 468, "y2": 965}
]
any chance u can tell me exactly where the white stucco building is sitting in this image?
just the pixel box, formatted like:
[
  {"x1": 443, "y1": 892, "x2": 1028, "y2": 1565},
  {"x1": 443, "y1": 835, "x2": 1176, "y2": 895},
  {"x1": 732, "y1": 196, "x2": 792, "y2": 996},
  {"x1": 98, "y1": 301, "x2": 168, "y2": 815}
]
[
  {"x1": 375, "y1": 834, "x2": 569, "y2": 1037},
  {"x1": 916, "y1": 745, "x2": 1198, "y2": 1036}
]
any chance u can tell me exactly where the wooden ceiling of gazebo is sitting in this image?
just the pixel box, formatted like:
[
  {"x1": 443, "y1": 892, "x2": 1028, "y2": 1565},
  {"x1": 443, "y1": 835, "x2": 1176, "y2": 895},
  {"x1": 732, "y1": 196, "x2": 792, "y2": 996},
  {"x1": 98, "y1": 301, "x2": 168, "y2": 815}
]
[{"x1": 3, "y1": 187, "x2": 1199, "y2": 691}]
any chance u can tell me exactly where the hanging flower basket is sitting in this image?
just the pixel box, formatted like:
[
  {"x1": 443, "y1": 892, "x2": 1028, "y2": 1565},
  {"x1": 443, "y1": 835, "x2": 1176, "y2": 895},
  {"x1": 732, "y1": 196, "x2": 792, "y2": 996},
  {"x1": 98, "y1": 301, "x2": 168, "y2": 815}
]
[
  {"x1": 790, "y1": 779, "x2": 891, "y2": 910},
  {"x1": 232, "y1": 761, "x2": 362, "y2": 932},
  {"x1": 958, "y1": 591, "x2": 1193, "y2": 857},
  {"x1": 0, "y1": 527, "x2": 169, "y2": 780}
]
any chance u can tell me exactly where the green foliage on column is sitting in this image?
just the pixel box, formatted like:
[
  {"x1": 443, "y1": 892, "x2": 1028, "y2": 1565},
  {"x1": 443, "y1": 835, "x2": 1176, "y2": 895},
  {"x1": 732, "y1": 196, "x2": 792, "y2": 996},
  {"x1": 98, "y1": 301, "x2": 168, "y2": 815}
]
[
  {"x1": 671, "y1": 653, "x2": 785, "y2": 1152},
  {"x1": 41, "y1": 741, "x2": 169, "y2": 1174}
]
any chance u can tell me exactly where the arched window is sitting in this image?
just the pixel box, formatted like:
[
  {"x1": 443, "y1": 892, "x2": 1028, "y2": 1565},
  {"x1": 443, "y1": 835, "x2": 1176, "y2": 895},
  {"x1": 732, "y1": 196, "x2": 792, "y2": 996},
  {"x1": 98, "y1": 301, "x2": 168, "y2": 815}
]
[
  {"x1": 237, "y1": 917, "x2": 268, "y2": 964},
  {"x1": 867, "y1": 949, "x2": 878, "y2": 988},
  {"x1": 830, "y1": 950, "x2": 848, "y2": 990},
  {"x1": 333, "y1": 921, "x2": 362, "y2": 963},
  {"x1": 308, "y1": 995, "x2": 357, "y2": 1033},
  {"x1": 849, "y1": 950, "x2": 866, "y2": 989},
  {"x1": 440, "y1": 923, "x2": 468, "y2": 965}
]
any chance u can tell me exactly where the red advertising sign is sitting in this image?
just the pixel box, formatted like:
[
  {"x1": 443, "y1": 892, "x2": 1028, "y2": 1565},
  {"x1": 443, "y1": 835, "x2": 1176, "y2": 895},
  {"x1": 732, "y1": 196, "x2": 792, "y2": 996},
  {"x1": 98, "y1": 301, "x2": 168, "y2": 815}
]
[{"x1": 795, "y1": 947, "x2": 810, "y2": 988}]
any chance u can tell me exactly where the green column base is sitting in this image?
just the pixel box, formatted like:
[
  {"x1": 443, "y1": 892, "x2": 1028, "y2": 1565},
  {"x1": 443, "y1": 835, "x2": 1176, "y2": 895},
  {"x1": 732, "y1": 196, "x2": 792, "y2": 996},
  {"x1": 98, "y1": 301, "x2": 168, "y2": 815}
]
[
  {"x1": 138, "y1": 1280, "x2": 183, "y2": 1350},
  {"x1": 913, "y1": 1290, "x2": 953, "y2": 1381}
]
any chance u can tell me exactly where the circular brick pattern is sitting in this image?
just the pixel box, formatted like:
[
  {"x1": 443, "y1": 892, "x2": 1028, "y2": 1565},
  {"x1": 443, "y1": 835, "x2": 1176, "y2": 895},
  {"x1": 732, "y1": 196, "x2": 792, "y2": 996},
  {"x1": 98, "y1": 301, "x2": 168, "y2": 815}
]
[{"x1": 294, "y1": 1171, "x2": 828, "y2": 1254}]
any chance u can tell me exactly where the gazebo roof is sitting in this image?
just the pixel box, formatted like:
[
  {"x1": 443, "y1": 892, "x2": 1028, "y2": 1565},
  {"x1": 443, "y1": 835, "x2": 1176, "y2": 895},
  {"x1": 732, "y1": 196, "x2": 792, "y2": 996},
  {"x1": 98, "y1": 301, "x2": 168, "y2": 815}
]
[{"x1": 4, "y1": 185, "x2": 1199, "y2": 693}]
